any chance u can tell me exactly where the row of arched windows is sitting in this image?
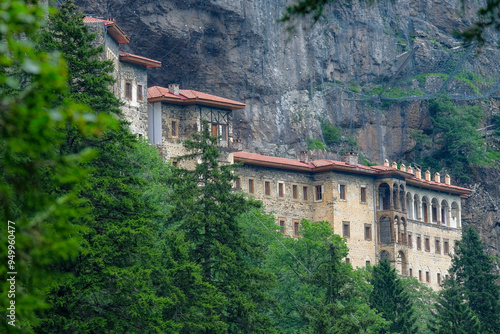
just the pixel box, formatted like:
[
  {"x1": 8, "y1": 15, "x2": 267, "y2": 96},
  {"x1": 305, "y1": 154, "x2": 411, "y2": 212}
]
[{"x1": 377, "y1": 182, "x2": 461, "y2": 228}]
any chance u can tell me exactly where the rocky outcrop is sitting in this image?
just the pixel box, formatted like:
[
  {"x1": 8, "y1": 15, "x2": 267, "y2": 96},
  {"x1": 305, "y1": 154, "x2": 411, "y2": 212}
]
[{"x1": 74, "y1": 0, "x2": 500, "y2": 256}]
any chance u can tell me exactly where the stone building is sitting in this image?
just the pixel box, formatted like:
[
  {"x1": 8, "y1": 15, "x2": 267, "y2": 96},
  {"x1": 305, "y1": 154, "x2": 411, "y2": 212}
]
[
  {"x1": 83, "y1": 15, "x2": 473, "y2": 289},
  {"x1": 83, "y1": 16, "x2": 161, "y2": 136},
  {"x1": 232, "y1": 151, "x2": 472, "y2": 290},
  {"x1": 146, "y1": 84, "x2": 245, "y2": 165}
]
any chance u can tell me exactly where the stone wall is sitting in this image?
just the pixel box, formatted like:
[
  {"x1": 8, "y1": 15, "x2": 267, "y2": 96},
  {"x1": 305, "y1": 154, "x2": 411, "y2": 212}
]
[
  {"x1": 236, "y1": 163, "x2": 465, "y2": 289},
  {"x1": 118, "y1": 62, "x2": 149, "y2": 137}
]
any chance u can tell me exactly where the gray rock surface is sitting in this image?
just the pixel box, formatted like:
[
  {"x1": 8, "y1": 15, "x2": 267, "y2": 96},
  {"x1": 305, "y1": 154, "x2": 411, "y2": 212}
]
[{"x1": 75, "y1": 0, "x2": 500, "y2": 259}]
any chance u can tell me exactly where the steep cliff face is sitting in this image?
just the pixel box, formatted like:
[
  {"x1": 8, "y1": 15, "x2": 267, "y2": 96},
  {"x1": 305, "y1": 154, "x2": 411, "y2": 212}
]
[{"x1": 74, "y1": 0, "x2": 500, "y2": 255}]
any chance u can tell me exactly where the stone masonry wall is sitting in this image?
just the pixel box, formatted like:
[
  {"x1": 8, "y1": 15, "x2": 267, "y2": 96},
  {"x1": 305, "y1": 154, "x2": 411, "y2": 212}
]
[
  {"x1": 118, "y1": 62, "x2": 148, "y2": 137},
  {"x1": 237, "y1": 163, "x2": 465, "y2": 289}
]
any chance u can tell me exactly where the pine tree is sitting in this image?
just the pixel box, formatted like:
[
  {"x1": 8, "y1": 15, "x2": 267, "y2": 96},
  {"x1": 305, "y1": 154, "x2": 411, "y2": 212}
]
[
  {"x1": 369, "y1": 260, "x2": 415, "y2": 333},
  {"x1": 34, "y1": 2, "x2": 225, "y2": 332},
  {"x1": 449, "y1": 226, "x2": 500, "y2": 333},
  {"x1": 39, "y1": 0, "x2": 120, "y2": 115},
  {"x1": 266, "y1": 220, "x2": 389, "y2": 333},
  {"x1": 0, "y1": 1, "x2": 117, "y2": 332},
  {"x1": 166, "y1": 122, "x2": 279, "y2": 333},
  {"x1": 432, "y1": 276, "x2": 481, "y2": 334}
]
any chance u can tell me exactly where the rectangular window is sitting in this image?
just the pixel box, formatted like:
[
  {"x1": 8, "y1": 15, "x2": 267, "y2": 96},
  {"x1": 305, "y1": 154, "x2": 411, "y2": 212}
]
[
  {"x1": 417, "y1": 235, "x2": 422, "y2": 250},
  {"x1": 212, "y1": 124, "x2": 218, "y2": 137},
  {"x1": 236, "y1": 178, "x2": 241, "y2": 190},
  {"x1": 345, "y1": 258, "x2": 351, "y2": 264},
  {"x1": 125, "y1": 82, "x2": 132, "y2": 100},
  {"x1": 360, "y1": 187, "x2": 367, "y2": 202},
  {"x1": 419, "y1": 270, "x2": 422, "y2": 282},
  {"x1": 292, "y1": 185, "x2": 298, "y2": 199},
  {"x1": 221, "y1": 125, "x2": 227, "y2": 141},
  {"x1": 425, "y1": 237, "x2": 430, "y2": 252},
  {"x1": 435, "y1": 239, "x2": 441, "y2": 254},
  {"x1": 409, "y1": 268, "x2": 413, "y2": 277},
  {"x1": 365, "y1": 260, "x2": 371, "y2": 266},
  {"x1": 339, "y1": 184, "x2": 346, "y2": 200},
  {"x1": 171, "y1": 121, "x2": 177, "y2": 137},
  {"x1": 137, "y1": 84, "x2": 143, "y2": 101},
  {"x1": 437, "y1": 273, "x2": 441, "y2": 285},
  {"x1": 265, "y1": 181, "x2": 270, "y2": 196},
  {"x1": 408, "y1": 233, "x2": 413, "y2": 248},
  {"x1": 364, "y1": 224, "x2": 372, "y2": 240},
  {"x1": 279, "y1": 183, "x2": 284, "y2": 197},
  {"x1": 444, "y1": 240, "x2": 449, "y2": 255},
  {"x1": 303, "y1": 186, "x2": 308, "y2": 200},
  {"x1": 343, "y1": 222, "x2": 350, "y2": 238},
  {"x1": 294, "y1": 221, "x2": 300, "y2": 236},
  {"x1": 172, "y1": 161, "x2": 178, "y2": 167},
  {"x1": 426, "y1": 271, "x2": 430, "y2": 283},
  {"x1": 279, "y1": 219, "x2": 285, "y2": 234},
  {"x1": 315, "y1": 185, "x2": 322, "y2": 201},
  {"x1": 248, "y1": 179, "x2": 254, "y2": 194}
]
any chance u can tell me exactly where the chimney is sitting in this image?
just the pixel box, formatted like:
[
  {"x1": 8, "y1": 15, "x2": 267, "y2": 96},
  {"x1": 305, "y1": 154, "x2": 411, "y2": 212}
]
[
  {"x1": 400, "y1": 164, "x2": 406, "y2": 172},
  {"x1": 445, "y1": 174, "x2": 451, "y2": 185},
  {"x1": 168, "y1": 83, "x2": 180, "y2": 95},
  {"x1": 384, "y1": 159, "x2": 389, "y2": 167},
  {"x1": 434, "y1": 172, "x2": 440, "y2": 183},
  {"x1": 425, "y1": 170, "x2": 431, "y2": 181},
  {"x1": 408, "y1": 166, "x2": 414, "y2": 174},
  {"x1": 416, "y1": 168, "x2": 421, "y2": 179},
  {"x1": 345, "y1": 152, "x2": 359, "y2": 165},
  {"x1": 300, "y1": 151, "x2": 308, "y2": 163},
  {"x1": 392, "y1": 161, "x2": 397, "y2": 169}
]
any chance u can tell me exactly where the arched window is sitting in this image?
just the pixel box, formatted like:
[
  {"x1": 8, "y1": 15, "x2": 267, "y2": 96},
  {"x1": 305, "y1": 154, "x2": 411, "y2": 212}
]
[
  {"x1": 378, "y1": 183, "x2": 391, "y2": 210},
  {"x1": 441, "y1": 200, "x2": 449, "y2": 226},
  {"x1": 413, "y1": 194, "x2": 420, "y2": 220},
  {"x1": 422, "y1": 197, "x2": 429, "y2": 223},
  {"x1": 406, "y1": 192, "x2": 413, "y2": 219},
  {"x1": 451, "y1": 202, "x2": 460, "y2": 228},
  {"x1": 393, "y1": 184, "x2": 399, "y2": 210},
  {"x1": 431, "y1": 198, "x2": 439, "y2": 223},
  {"x1": 400, "y1": 185, "x2": 405, "y2": 211},
  {"x1": 379, "y1": 216, "x2": 392, "y2": 243}
]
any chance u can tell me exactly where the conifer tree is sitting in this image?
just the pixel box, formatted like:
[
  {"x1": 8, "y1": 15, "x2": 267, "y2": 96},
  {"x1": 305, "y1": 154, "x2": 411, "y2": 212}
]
[
  {"x1": 34, "y1": 2, "x2": 225, "y2": 332},
  {"x1": 166, "y1": 122, "x2": 279, "y2": 333},
  {"x1": 447, "y1": 226, "x2": 500, "y2": 333},
  {"x1": 267, "y1": 220, "x2": 389, "y2": 333},
  {"x1": 432, "y1": 276, "x2": 481, "y2": 334},
  {"x1": 39, "y1": 0, "x2": 120, "y2": 115},
  {"x1": 0, "y1": 0, "x2": 117, "y2": 331},
  {"x1": 369, "y1": 260, "x2": 415, "y2": 333}
]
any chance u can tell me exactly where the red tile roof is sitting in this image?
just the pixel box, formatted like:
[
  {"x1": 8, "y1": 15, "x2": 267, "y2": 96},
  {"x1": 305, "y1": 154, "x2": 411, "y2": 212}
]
[
  {"x1": 147, "y1": 86, "x2": 245, "y2": 110},
  {"x1": 83, "y1": 16, "x2": 130, "y2": 44},
  {"x1": 83, "y1": 17, "x2": 115, "y2": 25},
  {"x1": 119, "y1": 52, "x2": 161, "y2": 68},
  {"x1": 233, "y1": 151, "x2": 472, "y2": 197}
]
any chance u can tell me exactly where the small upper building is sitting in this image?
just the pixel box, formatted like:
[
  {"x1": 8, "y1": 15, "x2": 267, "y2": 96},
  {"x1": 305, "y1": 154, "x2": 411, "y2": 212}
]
[
  {"x1": 84, "y1": 16, "x2": 161, "y2": 137},
  {"x1": 147, "y1": 84, "x2": 245, "y2": 164}
]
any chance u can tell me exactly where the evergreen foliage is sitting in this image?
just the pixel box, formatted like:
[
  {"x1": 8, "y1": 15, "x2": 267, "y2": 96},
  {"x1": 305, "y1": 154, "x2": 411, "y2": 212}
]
[
  {"x1": 400, "y1": 277, "x2": 437, "y2": 334},
  {"x1": 0, "y1": 0, "x2": 115, "y2": 331},
  {"x1": 33, "y1": 2, "x2": 224, "y2": 332},
  {"x1": 432, "y1": 276, "x2": 481, "y2": 334},
  {"x1": 446, "y1": 226, "x2": 500, "y2": 333},
  {"x1": 412, "y1": 98, "x2": 487, "y2": 181},
  {"x1": 369, "y1": 260, "x2": 415, "y2": 333},
  {"x1": 166, "y1": 122, "x2": 279, "y2": 333},
  {"x1": 38, "y1": 0, "x2": 120, "y2": 115},
  {"x1": 267, "y1": 220, "x2": 389, "y2": 333}
]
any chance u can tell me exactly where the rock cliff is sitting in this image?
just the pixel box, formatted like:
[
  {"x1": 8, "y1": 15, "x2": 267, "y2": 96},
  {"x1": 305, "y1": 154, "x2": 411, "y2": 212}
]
[{"x1": 74, "y1": 0, "x2": 500, "y2": 258}]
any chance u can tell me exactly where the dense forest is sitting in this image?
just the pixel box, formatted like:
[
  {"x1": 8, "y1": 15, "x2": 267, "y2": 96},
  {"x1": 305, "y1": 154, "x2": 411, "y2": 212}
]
[{"x1": 1, "y1": 1, "x2": 500, "y2": 333}]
